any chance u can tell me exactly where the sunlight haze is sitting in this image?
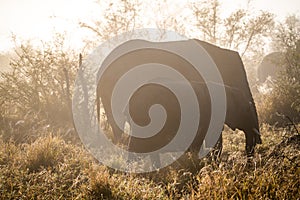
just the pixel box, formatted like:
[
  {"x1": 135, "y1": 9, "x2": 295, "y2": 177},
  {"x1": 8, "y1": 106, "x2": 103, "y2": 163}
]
[{"x1": 0, "y1": 0, "x2": 299, "y2": 52}]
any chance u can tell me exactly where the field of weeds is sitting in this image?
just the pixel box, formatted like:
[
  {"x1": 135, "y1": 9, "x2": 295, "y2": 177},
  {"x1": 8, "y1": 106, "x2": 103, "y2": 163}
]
[{"x1": 0, "y1": 124, "x2": 298, "y2": 199}]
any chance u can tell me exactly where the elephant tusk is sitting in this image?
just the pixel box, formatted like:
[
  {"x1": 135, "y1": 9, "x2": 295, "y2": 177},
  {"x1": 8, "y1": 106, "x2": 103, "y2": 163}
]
[
  {"x1": 253, "y1": 128, "x2": 261, "y2": 136},
  {"x1": 253, "y1": 128, "x2": 262, "y2": 144}
]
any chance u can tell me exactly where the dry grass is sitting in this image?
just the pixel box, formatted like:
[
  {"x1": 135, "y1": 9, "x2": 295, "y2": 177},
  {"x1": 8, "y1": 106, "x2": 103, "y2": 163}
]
[{"x1": 0, "y1": 124, "x2": 299, "y2": 199}]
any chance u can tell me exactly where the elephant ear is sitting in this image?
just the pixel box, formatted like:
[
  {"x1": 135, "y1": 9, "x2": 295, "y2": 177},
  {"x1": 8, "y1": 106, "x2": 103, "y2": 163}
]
[
  {"x1": 196, "y1": 40, "x2": 256, "y2": 111},
  {"x1": 224, "y1": 85, "x2": 261, "y2": 142}
]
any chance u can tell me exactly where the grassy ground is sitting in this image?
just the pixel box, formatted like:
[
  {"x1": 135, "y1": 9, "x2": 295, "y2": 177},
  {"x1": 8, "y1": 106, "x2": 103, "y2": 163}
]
[{"x1": 0, "y1": 124, "x2": 299, "y2": 199}]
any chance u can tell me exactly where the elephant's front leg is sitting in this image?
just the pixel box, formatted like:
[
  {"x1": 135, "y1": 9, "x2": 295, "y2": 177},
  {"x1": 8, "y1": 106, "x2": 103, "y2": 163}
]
[
  {"x1": 105, "y1": 112, "x2": 124, "y2": 144},
  {"x1": 206, "y1": 133, "x2": 223, "y2": 162}
]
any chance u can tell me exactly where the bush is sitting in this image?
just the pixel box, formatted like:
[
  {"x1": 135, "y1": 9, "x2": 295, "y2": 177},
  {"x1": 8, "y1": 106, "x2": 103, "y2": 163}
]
[
  {"x1": 24, "y1": 135, "x2": 69, "y2": 172},
  {"x1": 258, "y1": 75, "x2": 300, "y2": 126},
  {"x1": 0, "y1": 34, "x2": 79, "y2": 143},
  {"x1": 257, "y1": 16, "x2": 300, "y2": 126}
]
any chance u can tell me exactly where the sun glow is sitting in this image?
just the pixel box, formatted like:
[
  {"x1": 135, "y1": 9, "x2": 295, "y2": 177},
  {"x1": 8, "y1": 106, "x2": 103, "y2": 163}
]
[
  {"x1": 0, "y1": 0, "x2": 101, "y2": 51},
  {"x1": 0, "y1": 0, "x2": 299, "y2": 52}
]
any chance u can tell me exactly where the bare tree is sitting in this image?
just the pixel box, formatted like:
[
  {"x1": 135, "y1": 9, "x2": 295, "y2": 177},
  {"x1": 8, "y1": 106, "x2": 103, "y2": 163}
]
[
  {"x1": 192, "y1": 0, "x2": 220, "y2": 44},
  {"x1": 240, "y1": 11, "x2": 274, "y2": 56},
  {"x1": 191, "y1": 0, "x2": 274, "y2": 57},
  {"x1": 79, "y1": 0, "x2": 141, "y2": 47},
  {"x1": 152, "y1": 0, "x2": 190, "y2": 38}
]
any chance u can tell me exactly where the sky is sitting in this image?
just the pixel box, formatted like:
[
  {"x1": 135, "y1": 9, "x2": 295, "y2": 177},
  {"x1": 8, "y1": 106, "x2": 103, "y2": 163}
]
[{"x1": 0, "y1": 0, "x2": 299, "y2": 52}]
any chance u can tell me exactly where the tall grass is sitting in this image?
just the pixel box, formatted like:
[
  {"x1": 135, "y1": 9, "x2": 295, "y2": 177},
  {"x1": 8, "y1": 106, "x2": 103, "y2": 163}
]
[{"x1": 0, "y1": 125, "x2": 298, "y2": 199}]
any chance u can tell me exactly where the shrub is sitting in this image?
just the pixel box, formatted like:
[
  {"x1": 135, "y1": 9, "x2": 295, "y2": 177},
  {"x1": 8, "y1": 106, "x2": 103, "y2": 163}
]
[
  {"x1": 257, "y1": 15, "x2": 300, "y2": 126},
  {"x1": 24, "y1": 135, "x2": 70, "y2": 172},
  {"x1": 0, "y1": 34, "x2": 79, "y2": 143}
]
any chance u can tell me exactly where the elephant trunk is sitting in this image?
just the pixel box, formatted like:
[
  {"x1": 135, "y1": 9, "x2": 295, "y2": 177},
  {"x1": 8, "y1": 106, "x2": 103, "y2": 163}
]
[
  {"x1": 250, "y1": 101, "x2": 262, "y2": 145},
  {"x1": 253, "y1": 128, "x2": 262, "y2": 144}
]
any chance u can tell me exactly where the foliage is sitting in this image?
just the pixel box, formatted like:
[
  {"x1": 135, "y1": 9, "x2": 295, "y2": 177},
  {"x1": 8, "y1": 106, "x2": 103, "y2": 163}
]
[
  {"x1": 79, "y1": 0, "x2": 274, "y2": 55},
  {"x1": 0, "y1": 34, "x2": 79, "y2": 142},
  {"x1": 79, "y1": 0, "x2": 141, "y2": 50},
  {"x1": 258, "y1": 15, "x2": 300, "y2": 126},
  {"x1": 191, "y1": 0, "x2": 274, "y2": 57}
]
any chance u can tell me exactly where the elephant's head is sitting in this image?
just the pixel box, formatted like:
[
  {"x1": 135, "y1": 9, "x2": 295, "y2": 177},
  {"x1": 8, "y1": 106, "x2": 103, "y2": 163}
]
[{"x1": 224, "y1": 86, "x2": 261, "y2": 156}]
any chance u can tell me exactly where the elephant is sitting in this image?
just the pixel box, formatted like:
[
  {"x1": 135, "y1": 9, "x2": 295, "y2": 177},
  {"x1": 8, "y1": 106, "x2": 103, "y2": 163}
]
[
  {"x1": 257, "y1": 52, "x2": 285, "y2": 83},
  {"x1": 96, "y1": 39, "x2": 261, "y2": 164},
  {"x1": 126, "y1": 80, "x2": 258, "y2": 165}
]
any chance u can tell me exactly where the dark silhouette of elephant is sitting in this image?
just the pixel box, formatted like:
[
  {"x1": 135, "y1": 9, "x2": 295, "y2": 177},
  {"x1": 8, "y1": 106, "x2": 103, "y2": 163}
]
[
  {"x1": 257, "y1": 52, "x2": 284, "y2": 83},
  {"x1": 96, "y1": 39, "x2": 261, "y2": 163},
  {"x1": 125, "y1": 80, "x2": 259, "y2": 165}
]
